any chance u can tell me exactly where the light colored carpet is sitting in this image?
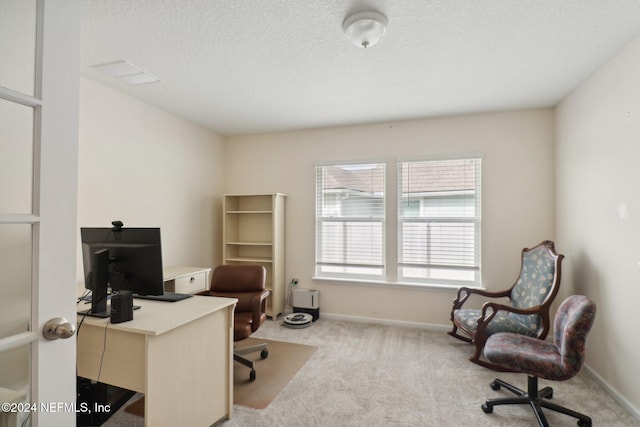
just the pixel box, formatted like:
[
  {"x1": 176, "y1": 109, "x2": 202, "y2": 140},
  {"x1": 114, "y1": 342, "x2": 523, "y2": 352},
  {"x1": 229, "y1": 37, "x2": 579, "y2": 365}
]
[{"x1": 103, "y1": 317, "x2": 640, "y2": 427}]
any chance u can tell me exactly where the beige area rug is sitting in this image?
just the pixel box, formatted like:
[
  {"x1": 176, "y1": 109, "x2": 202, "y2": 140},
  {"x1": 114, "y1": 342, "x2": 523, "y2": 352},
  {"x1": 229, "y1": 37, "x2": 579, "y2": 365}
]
[
  {"x1": 123, "y1": 337, "x2": 317, "y2": 416},
  {"x1": 123, "y1": 397, "x2": 143, "y2": 418},
  {"x1": 234, "y1": 337, "x2": 317, "y2": 409}
]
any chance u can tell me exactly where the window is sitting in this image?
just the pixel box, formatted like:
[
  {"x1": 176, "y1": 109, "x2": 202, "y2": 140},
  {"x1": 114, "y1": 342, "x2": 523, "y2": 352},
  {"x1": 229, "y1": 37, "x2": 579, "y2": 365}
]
[
  {"x1": 315, "y1": 163, "x2": 385, "y2": 280},
  {"x1": 315, "y1": 157, "x2": 481, "y2": 287},
  {"x1": 398, "y1": 158, "x2": 481, "y2": 285}
]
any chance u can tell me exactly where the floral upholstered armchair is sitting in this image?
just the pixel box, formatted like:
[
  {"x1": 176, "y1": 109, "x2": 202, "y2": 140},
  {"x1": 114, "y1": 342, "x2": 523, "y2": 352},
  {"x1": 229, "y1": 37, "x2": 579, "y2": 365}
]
[{"x1": 448, "y1": 240, "x2": 564, "y2": 370}]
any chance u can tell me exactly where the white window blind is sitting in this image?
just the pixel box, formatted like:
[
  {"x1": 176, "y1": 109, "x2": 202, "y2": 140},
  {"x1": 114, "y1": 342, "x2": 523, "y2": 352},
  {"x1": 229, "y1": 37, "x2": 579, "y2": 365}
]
[
  {"x1": 398, "y1": 158, "x2": 481, "y2": 285},
  {"x1": 316, "y1": 163, "x2": 385, "y2": 279}
]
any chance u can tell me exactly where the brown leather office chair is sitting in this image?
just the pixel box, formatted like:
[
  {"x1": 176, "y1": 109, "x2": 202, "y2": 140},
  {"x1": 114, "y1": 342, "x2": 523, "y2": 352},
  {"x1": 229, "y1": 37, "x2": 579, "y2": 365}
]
[{"x1": 197, "y1": 264, "x2": 270, "y2": 381}]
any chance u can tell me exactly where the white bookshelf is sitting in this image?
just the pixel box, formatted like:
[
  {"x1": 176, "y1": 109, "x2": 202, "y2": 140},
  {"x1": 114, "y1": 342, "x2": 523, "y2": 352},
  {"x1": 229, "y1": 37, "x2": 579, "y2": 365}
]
[{"x1": 222, "y1": 193, "x2": 286, "y2": 318}]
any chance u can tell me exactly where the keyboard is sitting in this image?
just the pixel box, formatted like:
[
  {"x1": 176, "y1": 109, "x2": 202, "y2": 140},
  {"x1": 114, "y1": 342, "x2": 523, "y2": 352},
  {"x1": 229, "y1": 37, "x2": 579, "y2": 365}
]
[{"x1": 133, "y1": 292, "x2": 193, "y2": 302}]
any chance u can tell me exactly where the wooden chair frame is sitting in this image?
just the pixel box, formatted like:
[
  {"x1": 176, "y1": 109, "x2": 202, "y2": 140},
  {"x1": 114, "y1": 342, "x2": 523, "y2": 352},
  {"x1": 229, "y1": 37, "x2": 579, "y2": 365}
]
[{"x1": 448, "y1": 240, "x2": 564, "y2": 370}]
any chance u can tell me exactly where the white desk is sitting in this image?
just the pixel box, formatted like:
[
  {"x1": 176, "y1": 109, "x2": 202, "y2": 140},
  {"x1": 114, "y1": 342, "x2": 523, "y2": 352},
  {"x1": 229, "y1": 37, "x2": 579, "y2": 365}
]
[{"x1": 77, "y1": 296, "x2": 236, "y2": 426}]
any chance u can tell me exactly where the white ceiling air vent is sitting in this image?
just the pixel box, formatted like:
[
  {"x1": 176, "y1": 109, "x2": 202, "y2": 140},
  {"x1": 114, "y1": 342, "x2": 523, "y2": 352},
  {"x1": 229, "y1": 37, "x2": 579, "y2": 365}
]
[{"x1": 91, "y1": 61, "x2": 161, "y2": 85}]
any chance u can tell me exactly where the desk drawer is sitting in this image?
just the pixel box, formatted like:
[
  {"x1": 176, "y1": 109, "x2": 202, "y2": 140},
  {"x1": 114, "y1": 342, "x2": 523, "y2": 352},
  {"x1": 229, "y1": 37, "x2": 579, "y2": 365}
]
[
  {"x1": 165, "y1": 271, "x2": 208, "y2": 294},
  {"x1": 163, "y1": 267, "x2": 211, "y2": 294}
]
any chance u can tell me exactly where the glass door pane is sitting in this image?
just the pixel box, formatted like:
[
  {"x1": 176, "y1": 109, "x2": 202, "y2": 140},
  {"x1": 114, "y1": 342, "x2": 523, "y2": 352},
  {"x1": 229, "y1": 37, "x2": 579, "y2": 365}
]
[
  {"x1": 0, "y1": 344, "x2": 31, "y2": 426},
  {"x1": 0, "y1": 224, "x2": 32, "y2": 339},
  {"x1": 0, "y1": 0, "x2": 38, "y2": 96},
  {"x1": 0, "y1": 98, "x2": 34, "y2": 214},
  {"x1": 0, "y1": 0, "x2": 40, "y2": 423}
]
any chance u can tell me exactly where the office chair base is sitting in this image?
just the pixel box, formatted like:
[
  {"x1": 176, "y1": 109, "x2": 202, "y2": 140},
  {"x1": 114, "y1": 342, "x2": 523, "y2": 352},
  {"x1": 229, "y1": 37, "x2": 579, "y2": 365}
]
[
  {"x1": 482, "y1": 376, "x2": 591, "y2": 427},
  {"x1": 234, "y1": 342, "x2": 268, "y2": 382}
]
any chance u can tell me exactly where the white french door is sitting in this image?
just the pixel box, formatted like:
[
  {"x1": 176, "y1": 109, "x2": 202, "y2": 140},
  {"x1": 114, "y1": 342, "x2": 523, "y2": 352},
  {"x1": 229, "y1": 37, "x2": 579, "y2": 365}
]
[{"x1": 0, "y1": 1, "x2": 80, "y2": 426}]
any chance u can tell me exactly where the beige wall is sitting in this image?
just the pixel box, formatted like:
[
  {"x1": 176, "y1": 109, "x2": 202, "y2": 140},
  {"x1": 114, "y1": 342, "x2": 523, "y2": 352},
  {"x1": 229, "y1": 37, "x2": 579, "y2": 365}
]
[
  {"x1": 556, "y1": 35, "x2": 640, "y2": 417},
  {"x1": 77, "y1": 78, "x2": 226, "y2": 285},
  {"x1": 225, "y1": 109, "x2": 556, "y2": 325},
  {"x1": 77, "y1": 80, "x2": 556, "y2": 327},
  {"x1": 77, "y1": 47, "x2": 640, "y2": 417},
  {"x1": 75, "y1": 32, "x2": 640, "y2": 416}
]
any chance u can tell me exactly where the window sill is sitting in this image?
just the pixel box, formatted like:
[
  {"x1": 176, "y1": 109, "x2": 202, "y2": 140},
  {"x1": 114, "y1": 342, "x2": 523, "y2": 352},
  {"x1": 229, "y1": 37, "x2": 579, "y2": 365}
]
[{"x1": 311, "y1": 276, "x2": 484, "y2": 292}]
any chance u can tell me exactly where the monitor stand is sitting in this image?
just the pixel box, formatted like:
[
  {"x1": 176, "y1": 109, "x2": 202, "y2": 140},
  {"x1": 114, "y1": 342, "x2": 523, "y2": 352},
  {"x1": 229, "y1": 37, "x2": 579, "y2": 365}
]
[
  {"x1": 77, "y1": 307, "x2": 111, "y2": 318},
  {"x1": 79, "y1": 249, "x2": 150, "y2": 318},
  {"x1": 79, "y1": 249, "x2": 111, "y2": 318},
  {"x1": 78, "y1": 304, "x2": 141, "y2": 318}
]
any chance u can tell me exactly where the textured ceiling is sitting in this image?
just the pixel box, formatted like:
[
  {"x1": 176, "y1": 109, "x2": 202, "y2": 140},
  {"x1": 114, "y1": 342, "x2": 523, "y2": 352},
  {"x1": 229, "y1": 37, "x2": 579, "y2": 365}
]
[{"x1": 81, "y1": 0, "x2": 640, "y2": 136}]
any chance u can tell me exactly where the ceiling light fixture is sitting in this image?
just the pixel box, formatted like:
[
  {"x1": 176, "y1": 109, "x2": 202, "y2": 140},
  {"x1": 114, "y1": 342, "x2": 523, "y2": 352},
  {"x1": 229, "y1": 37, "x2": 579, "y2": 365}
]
[{"x1": 342, "y1": 11, "x2": 388, "y2": 48}]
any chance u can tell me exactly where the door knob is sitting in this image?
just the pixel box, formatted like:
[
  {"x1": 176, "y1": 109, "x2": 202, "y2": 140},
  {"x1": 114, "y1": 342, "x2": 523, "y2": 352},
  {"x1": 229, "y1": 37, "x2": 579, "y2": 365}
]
[{"x1": 42, "y1": 317, "x2": 76, "y2": 340}]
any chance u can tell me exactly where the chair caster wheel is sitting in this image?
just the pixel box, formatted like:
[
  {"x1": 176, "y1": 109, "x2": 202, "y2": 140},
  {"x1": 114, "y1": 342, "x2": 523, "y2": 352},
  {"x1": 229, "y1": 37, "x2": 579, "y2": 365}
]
[
  {"x1": 249, "y1": 369, "x2": 256, "y2": 381},
  {"x1": 490, "y1": 381, "x2": 501, "y2": 391},
  {"x1": 261, "y1": 349, "x2": 269, "y2": 359},
  {"x1": 481, "y1": 403, "x2": 493, "y2": 414},
  {"x1": 577, "y1": 420, "x2": 591, "y2": 427}
]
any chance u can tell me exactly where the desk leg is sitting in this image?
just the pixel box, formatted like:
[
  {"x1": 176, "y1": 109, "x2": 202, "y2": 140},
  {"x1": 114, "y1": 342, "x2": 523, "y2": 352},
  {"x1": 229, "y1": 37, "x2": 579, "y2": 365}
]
[{"x1": 226, "y1": 307, "x2": 235, "y2": 419}]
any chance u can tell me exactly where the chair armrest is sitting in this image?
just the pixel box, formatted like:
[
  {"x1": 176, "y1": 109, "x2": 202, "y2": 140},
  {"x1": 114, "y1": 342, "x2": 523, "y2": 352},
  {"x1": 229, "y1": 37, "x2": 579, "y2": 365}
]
[
  {"x1": 452, "y1": 286, "x2": 511, "y2": 311},
  {"x1": 481, "y1": 302, "x2": 544, "y2": 317},
  {"x1": 250, "y1": 290, "x2": 270, "y2": 332}
]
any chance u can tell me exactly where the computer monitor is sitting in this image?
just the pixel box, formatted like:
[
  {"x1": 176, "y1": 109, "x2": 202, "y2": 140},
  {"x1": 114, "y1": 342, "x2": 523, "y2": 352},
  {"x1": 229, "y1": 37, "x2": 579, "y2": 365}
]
[{"x1": 80, "y1": 226, "x2": 164, "y2": 317}]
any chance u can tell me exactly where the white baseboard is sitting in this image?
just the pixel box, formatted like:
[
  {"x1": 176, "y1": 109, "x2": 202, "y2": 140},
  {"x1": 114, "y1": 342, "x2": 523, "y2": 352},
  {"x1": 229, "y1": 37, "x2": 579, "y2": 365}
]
[
  {"x1": 319, "y1": 312, "x2": 450, "y2": 331},
  {"x1": 583, "y1": 364, "x2": 640, "y2": 422}
]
